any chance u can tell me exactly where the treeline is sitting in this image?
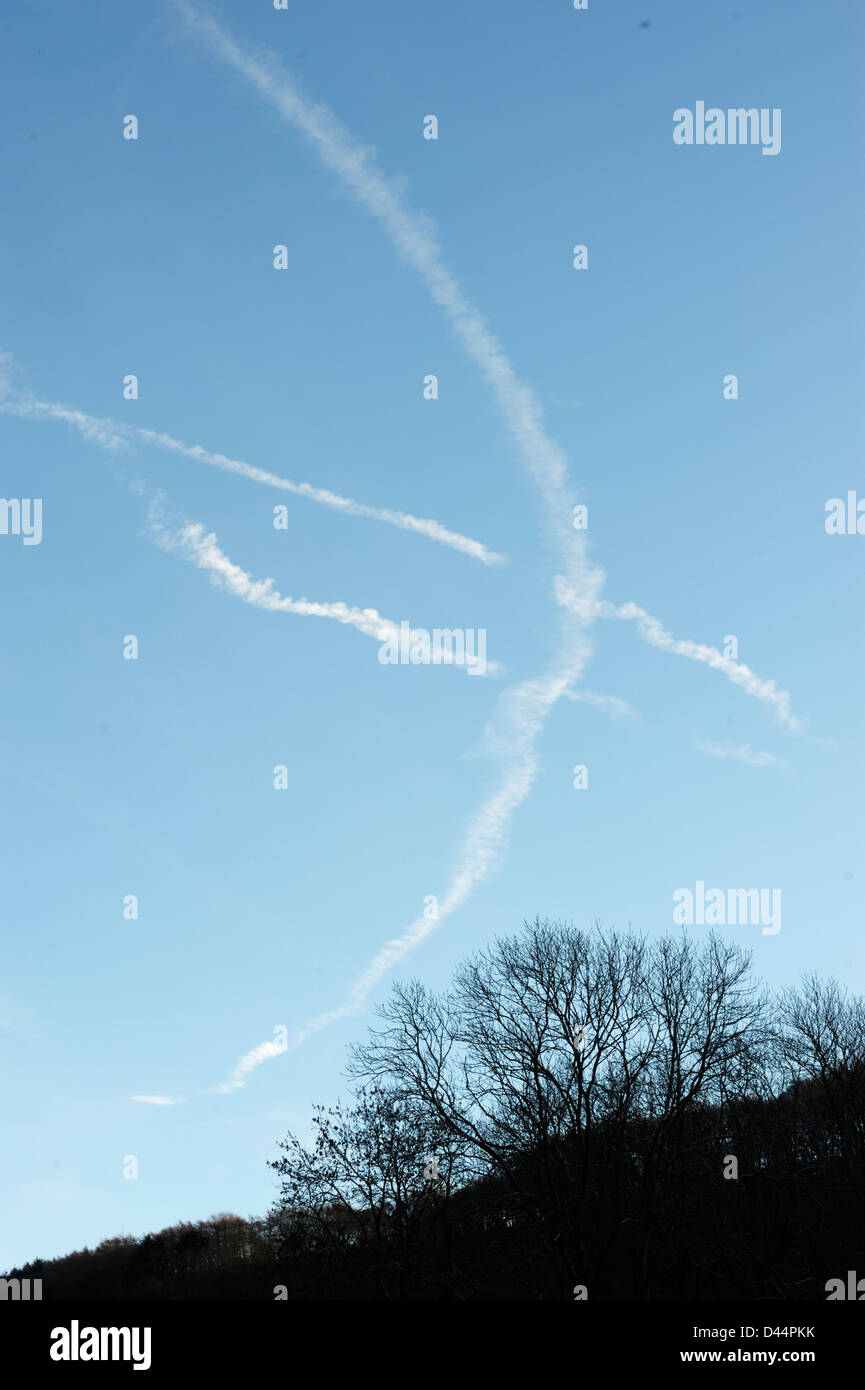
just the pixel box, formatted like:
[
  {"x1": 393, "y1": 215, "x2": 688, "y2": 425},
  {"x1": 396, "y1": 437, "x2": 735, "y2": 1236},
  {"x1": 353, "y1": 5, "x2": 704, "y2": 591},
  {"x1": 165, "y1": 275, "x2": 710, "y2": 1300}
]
[
  {"x1": 5, "y1": 1214, "x2": 278, "y2": 1301},
  {"x1": 7, "y1": 921, "x2": 865, "y2": 1299}
]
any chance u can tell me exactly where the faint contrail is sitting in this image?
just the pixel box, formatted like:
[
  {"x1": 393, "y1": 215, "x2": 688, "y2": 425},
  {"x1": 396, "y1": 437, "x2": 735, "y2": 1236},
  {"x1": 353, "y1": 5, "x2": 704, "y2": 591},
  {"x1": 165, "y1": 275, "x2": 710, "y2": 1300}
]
[
  {"x1": 564, "y1": 689, "x2": 639, "y2": 722},
  {"x1": 148, "y1": 510, "x2": 498, "y2": 674},
  {"x1": 693, "y1": 739, "x2": 788, "y2": 769},
  {"x1": 0, "y1": 365, "x2": 504, "y2": 565},
  {"x1": 0, "y1": 367, "x2": 128, "y2": 450}
]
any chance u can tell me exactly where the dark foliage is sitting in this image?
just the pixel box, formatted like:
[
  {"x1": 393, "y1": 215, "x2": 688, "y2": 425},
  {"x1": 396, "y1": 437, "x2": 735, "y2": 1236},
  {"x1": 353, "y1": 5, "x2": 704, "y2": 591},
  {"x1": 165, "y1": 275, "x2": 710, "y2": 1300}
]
[{"x1": 7, "y1": 923, "x2": 864, "y2": 1300}]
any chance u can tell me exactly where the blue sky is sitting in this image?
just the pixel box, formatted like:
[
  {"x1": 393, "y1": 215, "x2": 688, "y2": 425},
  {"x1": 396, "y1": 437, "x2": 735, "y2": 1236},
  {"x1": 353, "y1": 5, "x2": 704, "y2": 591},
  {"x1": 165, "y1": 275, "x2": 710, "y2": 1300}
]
[{"x1": 1, "y1": 0, "x2": 862, "y2": 1269}]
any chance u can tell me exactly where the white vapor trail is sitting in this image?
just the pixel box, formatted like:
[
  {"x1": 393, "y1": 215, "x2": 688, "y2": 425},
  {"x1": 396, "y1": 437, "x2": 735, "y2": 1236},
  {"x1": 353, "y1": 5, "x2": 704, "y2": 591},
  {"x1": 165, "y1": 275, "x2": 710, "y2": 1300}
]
[
  {"x1": 136, "y1": 425, "x2": 505, "y2": 564},
  {"x1": 164, "y1": 3, "x2": 801, "y2": 1092},
  {"x1": 595, "y1": 598, "x2": 803, "y2": 733},
  {"x1": 169, "y1": 2, "x2": 603, "y2": 1089},
  {"x1": 192, "y1": 658, "x2": 582, "y2": 1090},
  {"x1": 170, "y1": 0, "x2": 597, "y2": 598},
  {"x1": 132, "y1": 1095, "x2": 179, "y2": 1106},
  {"x1": 214, "y1": 1035, "x2": 288, "y2": 1095},
  {"x1": 149, "y1": 513, "x2": 497, "y2": 675},
  {"x1": 0, "y1": 365, "x2": 503, "y2": 565},
  {"x1": 0, "y1": 367, "x2": 128, "y2": 451},
  {"x1": 202, "y1": 648, "x2": 586, "y2": 1088},
  {"x1": 288, "y1": 651, "x2": 584, "y2": 1048}
]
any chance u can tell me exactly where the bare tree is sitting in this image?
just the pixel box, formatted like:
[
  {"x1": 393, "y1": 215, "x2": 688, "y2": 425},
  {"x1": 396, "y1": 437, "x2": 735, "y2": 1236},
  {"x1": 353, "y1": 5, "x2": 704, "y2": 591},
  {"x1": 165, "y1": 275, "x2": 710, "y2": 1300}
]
[
  {"x1": 270, "y1": 1086, "x2": 467, "y2": 1297},
  {"x1": 775, "y1": 974, "x2": 865, "y2": 1167},
  {"x1": 348, "y1": 919, "x2": 772, "y2": 1296}
]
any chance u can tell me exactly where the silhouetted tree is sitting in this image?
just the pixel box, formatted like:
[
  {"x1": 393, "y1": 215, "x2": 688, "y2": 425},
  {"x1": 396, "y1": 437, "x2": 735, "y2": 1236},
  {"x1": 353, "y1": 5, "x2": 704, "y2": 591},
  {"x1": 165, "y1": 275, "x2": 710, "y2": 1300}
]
[{"x1": 6, "y1": 921, "x2": 864, "y2": 1300}]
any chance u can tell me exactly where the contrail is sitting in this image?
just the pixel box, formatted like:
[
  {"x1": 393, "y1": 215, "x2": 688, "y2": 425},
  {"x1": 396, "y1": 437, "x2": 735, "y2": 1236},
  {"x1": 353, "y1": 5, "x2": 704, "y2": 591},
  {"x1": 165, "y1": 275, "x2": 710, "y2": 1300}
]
[
  {"x1": 213, "y1": 1034, "x2": 288, "y2": 1095},
  {"x1": 169, "y1": 2, "x2": 605, "y2": 1089},
  {"x1": 594, "y1": 597, "x2": 803, "y2": 733},
  {"x1": 136, "y1": 425, "x2": 505, "y2": 563},
  {"x1": 0, "y1": 365, "x2": 504, "y2": 565},
  {"x1": 165, "y1": 2, "x2": 801, "y2": 1092},
  {"x1": 188, "y1": 631, "x2": 579, "y2": 1092},
  {"x1": 149, "y1": 511, "x2": 497, "y2": 675},
  {"x1": 288, "y1": 760, "x2": 539, "y2": 1045},
  {"x1": 227, "y1": 638, "x2": 589, "y2": 1081},
  {"x1": 294, "y1": 654, "x2": 583, "y2": 1044},
  {"x1": 0, "y1": 366, "x2": 128, "y2": 451},
  {"x1": 169, "y1": 1, "x2": 598, "y2": 603}
]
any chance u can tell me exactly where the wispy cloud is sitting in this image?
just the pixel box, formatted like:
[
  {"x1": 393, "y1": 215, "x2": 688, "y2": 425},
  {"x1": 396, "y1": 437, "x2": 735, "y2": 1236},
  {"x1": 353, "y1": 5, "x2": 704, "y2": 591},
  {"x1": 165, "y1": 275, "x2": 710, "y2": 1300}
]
[
  {"x1": 131, "y1": 1094, "x2": 179, "y2": 1106},
  {"x1": 693, "y1": 739, "x2": 788, "y2": 769},
  {"x1": 564, "y1": 689, "x2": 639, "y2": 722},
  {"x1": 148, "y1": 507, "x2": 499, "y2": 675},
  {"x1": 0, "y1": 359, "x2": 503, "y2": 565}
]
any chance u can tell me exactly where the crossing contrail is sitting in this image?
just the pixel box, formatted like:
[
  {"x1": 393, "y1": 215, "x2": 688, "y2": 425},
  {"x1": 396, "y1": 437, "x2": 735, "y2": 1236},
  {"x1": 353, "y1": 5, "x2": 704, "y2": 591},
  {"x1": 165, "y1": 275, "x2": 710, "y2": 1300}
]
[
  {"x1": 170, "y1": 0, "x2": 598, "y2": 604},
  {"x1": 169, "y1": 1, "x2": 605, "y2": 1089},
  {"x1": 161, "y1": 2, "x2": 801, "y2": 1094}
]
